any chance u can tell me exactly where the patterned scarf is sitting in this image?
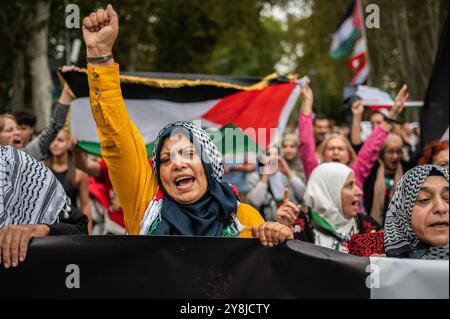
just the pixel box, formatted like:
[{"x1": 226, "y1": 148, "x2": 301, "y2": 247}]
[
  {"x1": 0, "y1": 146, "x2": 71, "y2": 228},
  {"x1": 140, "y1": 122, "x2": 242, "y2": 237},
  {"x1": 384, "y1": 165, "x2": 449, "y2": 260}
]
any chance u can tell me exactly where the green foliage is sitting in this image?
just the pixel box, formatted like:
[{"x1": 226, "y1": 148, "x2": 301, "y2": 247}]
[{"x1": 283, "y1": 0, "x2": 448, "y2": 124}]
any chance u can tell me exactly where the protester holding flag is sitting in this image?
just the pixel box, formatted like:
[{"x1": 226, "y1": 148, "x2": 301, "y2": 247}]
[
  {"x1": 80, "y1": 5, "x2": 293, "y2": 246},
  {"x1": 298, "y1": 83, "x2": 408, "y2": 190},
  {"x1": 0, "y1": 66, "x2": 76, "y2": 161},
  {"x1": 300, "y1": 163, "x2": 380, "y2": 253},
  {"x1": 349, "y1": 165, "x2": 449, "y2": 260}
]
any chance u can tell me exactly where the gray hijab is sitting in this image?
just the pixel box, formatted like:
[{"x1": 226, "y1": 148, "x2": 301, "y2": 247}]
[{"x1": 384, "y1": 165, "x2": 449, "y2": 260}]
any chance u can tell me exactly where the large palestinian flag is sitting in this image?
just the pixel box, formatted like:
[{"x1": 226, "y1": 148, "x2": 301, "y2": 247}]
[{"x1": 59, "y1": 70, "x2": 301, "y2": 158}]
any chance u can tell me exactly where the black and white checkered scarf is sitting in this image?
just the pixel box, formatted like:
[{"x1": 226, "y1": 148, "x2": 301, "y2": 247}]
[
  {"x1": 0, "y1": 146, "x2": 71, "y2": 228},
  {"x1": 384, "y1": 165, "x2": 449, "y2": 260}
]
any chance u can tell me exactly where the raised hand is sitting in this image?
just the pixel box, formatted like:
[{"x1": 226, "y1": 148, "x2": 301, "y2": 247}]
[
  {"x1": 301, "y1": 83, "x2": 313, "y2": 103},
  {"x1": 82, "y1": 4, "x2": 119, "y2": 57},
  {"x1": 351, "y1": 99, "x2": 364, "y2": 119},
  {"x1": 278, "y1": 157, "x2": 292, "y2": 179},
  {"x1": 300, "y1": 83, "x2": 314, "y2": 116},
  {"x1": 276, "y1": 188, "x2": 301, "y2": 226},
  {"x1": 389, "y1": 84, "x2": 408, "y2": 120},
  {"x1": 58, "y1": 65, "x2": 80, "y2": 105}
]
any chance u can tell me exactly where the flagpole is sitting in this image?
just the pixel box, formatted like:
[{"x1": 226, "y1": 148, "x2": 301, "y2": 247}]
[{"x1": 358, "y1": 0, "x2": 371, "y2": 85}]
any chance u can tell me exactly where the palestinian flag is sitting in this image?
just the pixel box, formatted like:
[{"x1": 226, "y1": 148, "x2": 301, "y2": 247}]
[
  {"x1": 59, "y1": 70, "x2": 301, "y2": 158},
  {"x1": 421, "y1": 17, "x2": 449, "y2": 147},
  {"x1": 344, "y1": 85, "x2": 423, "y2": 110},
  {"x1": 349, "y1": 37, "x2": 369, "y2": 85},
  {"x1": 330, "y1": 0, "x2": 364, "y2": 60}
]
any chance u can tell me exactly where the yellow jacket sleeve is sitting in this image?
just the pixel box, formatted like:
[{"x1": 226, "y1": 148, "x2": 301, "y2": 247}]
[
  {"x1": 236, "y1": 203, "x2": 265, "y2": 238},
  {"x1": 87, "y1": 64, "x2": 159, "y2": 234}
]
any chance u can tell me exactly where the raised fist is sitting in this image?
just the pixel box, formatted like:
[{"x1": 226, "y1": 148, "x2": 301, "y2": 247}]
[
  {"x1": 351, "y1": 99, "x2": 364, "y2": 118},
  {"x1": 82, "y1": 4, "x2": 119, "y2": 56}
]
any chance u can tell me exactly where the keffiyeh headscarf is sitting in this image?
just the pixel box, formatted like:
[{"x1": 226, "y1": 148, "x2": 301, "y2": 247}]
[
  {"x1": 0, "y1": 146, "x2": 71, "y2": 228},
  {"x1": 384, "y1": 165, "x2": 449, "y2": 260},
  {"x1": 142, "y1": 122, "x2": 240, "y2": 237}
]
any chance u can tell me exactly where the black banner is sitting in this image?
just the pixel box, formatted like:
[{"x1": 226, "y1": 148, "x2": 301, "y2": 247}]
[{"x1": 0, "y1": 236, "x2": 370, "y2": 299}]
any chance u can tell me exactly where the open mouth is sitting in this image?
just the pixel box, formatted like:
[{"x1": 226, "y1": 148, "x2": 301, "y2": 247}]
[
  {"x1": 174, "y1": 175, "x2": 195, "y2": 190},
  {"x1": 351, "y1": 200, "x2": 359, "y2": 208},
  {"x1": 332, "y1": 159, "x2": 341, "y2": 163},
  {"x1": 12, "y1": 136, "x2": 22, "y2": 148}
]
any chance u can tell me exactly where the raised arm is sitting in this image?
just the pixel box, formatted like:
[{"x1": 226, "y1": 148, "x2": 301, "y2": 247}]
[
  {"x1": 82, "y1": 5, "x2": 158, "y2": 234},
  {"x1": 74, "y1": 146, "x2": 101, "y2": 178},
  {"x1": 350, "y1": 99, "x2": 364, "y2": 146},
  {"x1": 352, "y1": 85, "x2": 408, "y2": 188},
  {"x1": 22, "y1": 84, "x2": 72, "y2": 160},
  {"x1": 298, "y1": 84, "x2": 319, "y2": 180}
]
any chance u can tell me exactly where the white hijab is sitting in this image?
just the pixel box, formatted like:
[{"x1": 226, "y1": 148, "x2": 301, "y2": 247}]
[{"x1": 304, "y1": 163, "x2": 357, "y2": 251}]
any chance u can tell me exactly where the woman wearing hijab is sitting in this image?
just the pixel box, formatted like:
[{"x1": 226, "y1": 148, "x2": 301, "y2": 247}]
[
  {"x1": 0, "y1": 145, "x2": 88, "y2": 269},
  {"x1": 281, "y1": 134, "x2": 306, "y2": 181},
  {"x1": 363, "y1": 134, "x2": 405, "y2": 225},
  {"x1": 299, "y1": 163, "x2": 381, "y2": 253},
  {"x1": 81, "y1": 6, "x2": 293, "y2": 246},
  {"x1": 349, "y1": 165, "x2": 449, "y2": 260},
  {"x1": 383, "y1": 165, "x2": 449, "y2": 259}
]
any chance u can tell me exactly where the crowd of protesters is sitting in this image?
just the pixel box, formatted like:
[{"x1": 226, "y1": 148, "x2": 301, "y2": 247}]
[{"x1": 0, "y1": 5, "x2": 448, "y2": 269}]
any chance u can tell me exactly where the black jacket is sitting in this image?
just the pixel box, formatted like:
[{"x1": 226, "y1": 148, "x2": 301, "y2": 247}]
[{"x1": 48, "y1": 207, "x2": 89, "y2": 236}]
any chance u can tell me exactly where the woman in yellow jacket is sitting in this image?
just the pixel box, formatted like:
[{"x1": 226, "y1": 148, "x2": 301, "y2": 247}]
[{"x1": 81, "y1": 5, "x2": 295, "y2": 246}]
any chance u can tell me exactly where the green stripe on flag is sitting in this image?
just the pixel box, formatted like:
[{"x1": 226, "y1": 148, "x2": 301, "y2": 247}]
[
  {"x1": 77, "y1": 140, "x2": 154, "y2": 158},
  {"x1": 330, "y1": 29, "x2": 361, "y2": 60},
  {"x1": 209, "y1": 123, "x2": 261, "y2": 155},
  {"x1": 77, "y1": 124, "x2": 260, "y2": 159}
]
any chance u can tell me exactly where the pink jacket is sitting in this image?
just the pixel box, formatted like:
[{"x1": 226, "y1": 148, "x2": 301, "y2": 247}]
[{"x1": 298, "y1": 113, "x2": 389, "y2": 189}]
